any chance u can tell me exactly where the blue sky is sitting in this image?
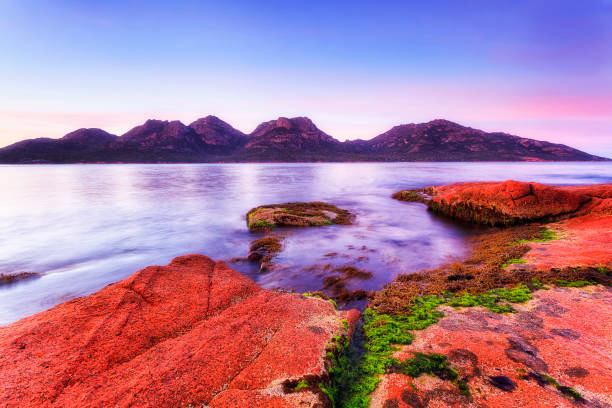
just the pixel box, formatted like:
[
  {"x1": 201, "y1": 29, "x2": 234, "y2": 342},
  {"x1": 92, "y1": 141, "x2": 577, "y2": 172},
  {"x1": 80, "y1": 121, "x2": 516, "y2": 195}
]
[{"x1": 1, "y1": 0, "x2": 611, "y2": 156}]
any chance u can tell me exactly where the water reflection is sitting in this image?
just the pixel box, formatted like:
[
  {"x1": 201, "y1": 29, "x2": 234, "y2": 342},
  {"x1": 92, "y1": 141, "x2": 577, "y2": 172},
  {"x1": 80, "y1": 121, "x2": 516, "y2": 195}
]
[{"x1": 1, "y1": 162, "x2": 610, "y2": 324}]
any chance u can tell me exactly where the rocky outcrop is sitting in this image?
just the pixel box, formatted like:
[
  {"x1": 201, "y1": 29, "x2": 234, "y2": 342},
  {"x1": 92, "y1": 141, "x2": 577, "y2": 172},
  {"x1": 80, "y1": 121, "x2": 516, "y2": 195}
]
[
  {"x1": 0, "y1": 255, "x2": 359, "y2": 407},
  {"x1": 395, "y1": 180, "x2": 611, "y2": 225},
  {"x1": 0, "y1": 118, "x2": 607, "y2": 163},
  {"x1": 246, "y1": 202, "x2": 353, "y2": 232},
  {"x1": 523, "y1": 208, "x2": 612, "y2": 270},
  {"x1": 394, "y1": 180, "x2": 612, "y2": 270},
  {"x1": 370, "y1": 286, "x2": 612, "y2": 408}
]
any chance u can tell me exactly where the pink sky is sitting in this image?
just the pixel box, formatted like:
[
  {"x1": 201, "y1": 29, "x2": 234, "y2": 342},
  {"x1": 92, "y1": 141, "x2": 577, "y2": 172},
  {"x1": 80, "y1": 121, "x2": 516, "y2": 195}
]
[{"x1": 1, "y1": 85, "x2": 610, "y2": 157}]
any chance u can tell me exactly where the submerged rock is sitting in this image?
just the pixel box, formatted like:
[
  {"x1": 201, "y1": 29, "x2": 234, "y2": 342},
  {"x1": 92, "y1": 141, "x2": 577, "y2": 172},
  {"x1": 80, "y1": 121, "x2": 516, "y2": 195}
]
[
  {"x1": 0, "y1": 271, "x2": 39, "y2": 285},
  {"x1": 247, "y1": 233, "x2": 285, "y2": 272},
  {"x1": 245, "y1": 201, "x2": 353, "y2": 273},
  {"x1": 246, "y1": 201, "x2": 353, "y2": 232},
  {"x1": 0, "y1": 255, "x2": 359, "y2": 407}
]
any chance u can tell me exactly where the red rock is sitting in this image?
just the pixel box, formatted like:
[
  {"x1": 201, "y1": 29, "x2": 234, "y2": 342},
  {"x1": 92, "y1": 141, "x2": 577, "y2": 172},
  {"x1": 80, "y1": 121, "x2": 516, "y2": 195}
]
[
  {"x1": 417, "y1": 181, "x2": 612, "y2": 269},
  {"x1": 370, "y1": 286, "x2": 612, "y2": 408},
  {"x1": 0, "y1": 255, "x2": 359, "y2": 408},
  {"x1": 427, "y1": 180, "x2": 597, "y2": 224},
  {"x1": 522, "y1": 213, "x2": 612, "y2": 269}
]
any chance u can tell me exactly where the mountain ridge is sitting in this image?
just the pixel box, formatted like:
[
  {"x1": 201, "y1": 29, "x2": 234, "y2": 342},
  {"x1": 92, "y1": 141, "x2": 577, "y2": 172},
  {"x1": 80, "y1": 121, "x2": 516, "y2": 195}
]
[{"x1": 0, "y1": 116, "x2": 607, "y2": 163}]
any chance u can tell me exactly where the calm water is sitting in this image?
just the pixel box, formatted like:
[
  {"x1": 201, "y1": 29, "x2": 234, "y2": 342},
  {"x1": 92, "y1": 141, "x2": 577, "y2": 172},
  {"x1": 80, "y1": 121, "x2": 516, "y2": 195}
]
[{"x1": 1, "y1": 162, "x2": 611, "y2": 325}]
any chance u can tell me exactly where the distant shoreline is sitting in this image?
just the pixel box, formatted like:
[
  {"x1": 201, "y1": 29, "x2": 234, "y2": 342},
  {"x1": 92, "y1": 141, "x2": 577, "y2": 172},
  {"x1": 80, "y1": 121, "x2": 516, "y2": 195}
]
[{"x1": 2, "y1": 159, "x2": 611, "y2": 165}]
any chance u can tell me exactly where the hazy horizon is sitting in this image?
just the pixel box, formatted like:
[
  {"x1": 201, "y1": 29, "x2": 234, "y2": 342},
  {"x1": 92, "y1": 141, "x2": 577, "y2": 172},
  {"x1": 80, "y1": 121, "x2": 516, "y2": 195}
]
[{"x1": 1, "y1": 1, "x2": 611, "y2": 157}]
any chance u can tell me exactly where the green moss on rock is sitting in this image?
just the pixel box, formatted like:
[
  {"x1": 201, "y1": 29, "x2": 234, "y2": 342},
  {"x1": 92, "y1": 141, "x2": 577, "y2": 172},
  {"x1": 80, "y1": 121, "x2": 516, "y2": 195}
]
[{"x1": 246, "y1": 201, "x2": 353, "y2": 232}]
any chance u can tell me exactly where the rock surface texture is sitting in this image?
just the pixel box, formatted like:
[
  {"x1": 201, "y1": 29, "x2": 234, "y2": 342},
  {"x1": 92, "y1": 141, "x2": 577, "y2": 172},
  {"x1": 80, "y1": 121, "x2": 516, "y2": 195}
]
[
  {"x1": 370, "y1": 286, "x2": 612, "y2": 408},
  {"x1": 0, "y1": 255, "x2": 359, "y2": 408}
]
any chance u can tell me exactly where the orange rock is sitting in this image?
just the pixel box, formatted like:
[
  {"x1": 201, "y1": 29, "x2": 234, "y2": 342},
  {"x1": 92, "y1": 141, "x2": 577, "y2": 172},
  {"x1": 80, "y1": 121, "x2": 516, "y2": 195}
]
[
  {"x1": 370, "y1": 286, "x2": 612, "y2": 408},
  {"x1": 0, "y1": 255, "x2": 359, "y2": 408},
  {"x1": 524, "y1": 213, "x2": 612, "y2": 269},
  {"x1": 424, "y1": 180, "x2": 612, "y2": 269},
  {"x1": 427, "y1": 180, "x2": 598, "y2": 224}
]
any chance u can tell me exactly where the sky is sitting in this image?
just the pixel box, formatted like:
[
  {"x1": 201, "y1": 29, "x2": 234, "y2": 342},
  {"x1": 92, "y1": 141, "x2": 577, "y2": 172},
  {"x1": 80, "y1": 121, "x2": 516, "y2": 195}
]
[{"x1": 1, "y1": 0, "x2": 611, "y2": 157}]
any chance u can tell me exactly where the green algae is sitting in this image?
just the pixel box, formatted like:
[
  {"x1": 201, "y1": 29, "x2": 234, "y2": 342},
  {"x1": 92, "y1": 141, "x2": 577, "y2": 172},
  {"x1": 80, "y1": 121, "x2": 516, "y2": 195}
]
[
  {"x1": 539, "y1": 374, "x2": 583, "y2": 401},
  {"x1": 445, "y1": 285, "x2": 532, "y2": 313},
  {"x1": 500, "y1": 258, "x2": 527, "y2": 268},
  {"x1": 248, "y1": 219, "x2": 275, "y2": 230},
  {"x1": 393, "y1": 352, "x2": 458, "y2": 380},
  {"x1": 303, "y1": 291, "x2": 338, "y2": 310},
  {"x1": 294, "y1": 379, "x2": 310, "y2": 391},
  {"x1": 513, "y1": 227, "x2": 558, "y2": 244},
  {"x1": 327, "y1": 285, "x2": 535, "y2": 407},
  {"x1": 554, "y1": 280, "x2": 594, "y2": 287}
]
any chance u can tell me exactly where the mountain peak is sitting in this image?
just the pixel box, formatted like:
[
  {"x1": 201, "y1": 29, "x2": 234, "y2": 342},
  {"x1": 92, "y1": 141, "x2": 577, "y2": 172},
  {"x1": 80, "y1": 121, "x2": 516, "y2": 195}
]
[
  {"x1": 426, "y1": 119, "x2": 461, "y2": 126},
  {"x1": 61, "y1": 128, "x2": 117, "y2": 145},
  {"x1": 121, "y1": 120, "x2": 189, "y2": 139},
  {"x1": 246, "y1": 117, "x2": 337, "y2": 153},
  {"x1": 188, "y1": 116, "x2": 246, "y2": 146}
]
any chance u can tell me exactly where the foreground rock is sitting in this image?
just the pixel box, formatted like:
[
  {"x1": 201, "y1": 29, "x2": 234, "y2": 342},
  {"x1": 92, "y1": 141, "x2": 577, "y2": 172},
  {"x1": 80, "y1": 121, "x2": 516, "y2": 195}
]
[
  {"x1": 0, "y1": 255, "x2": 359, "y2": 407},
  {"x1": 371, "y1": 285, "x2": 612, "y2": 408}
]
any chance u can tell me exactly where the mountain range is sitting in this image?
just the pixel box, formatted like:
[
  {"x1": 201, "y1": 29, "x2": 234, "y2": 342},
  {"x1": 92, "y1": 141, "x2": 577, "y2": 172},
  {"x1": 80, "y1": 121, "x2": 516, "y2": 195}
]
[{"x1": 0, "y1": 116, "x2": 607, "y2": 163}]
